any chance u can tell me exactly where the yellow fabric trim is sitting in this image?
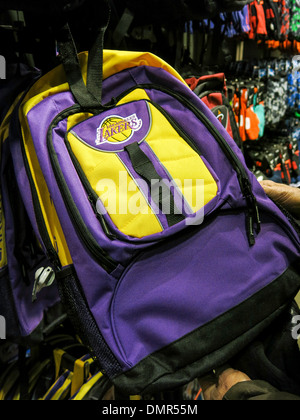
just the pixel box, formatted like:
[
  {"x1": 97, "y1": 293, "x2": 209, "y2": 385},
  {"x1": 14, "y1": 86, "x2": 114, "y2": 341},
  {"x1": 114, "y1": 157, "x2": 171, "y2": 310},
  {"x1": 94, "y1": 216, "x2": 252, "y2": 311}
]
[
  {"x1": 53, "y1": 349, "x2": 66, "y2": 380},
  {"x1": 145, "y1": 103, "x2": 218, "y2": 213},
  {"x1": 0, "y1": 92, "x2": 24, "y2": 144},
  {"x1": 71, "y1": 357, "x2": 94, "y2": 397},
  {"x1": 130, "y1": 395, "x2": 142, "y2": 400},
  {"x1": 117, "y1": 88, "x2": 151, "y2": 105},
  {"x1": 72, "y1": 371, "x2": 103, "y2": 400},
  {"x1": 22, "y1": 50, "x2": 186, "y2": 117},
  {"x1": 102, "y1": 50, "x2": 187, "y2": 84},
  {"x1": 67, "y1": 131, "x2": 163, "y2": 238}
]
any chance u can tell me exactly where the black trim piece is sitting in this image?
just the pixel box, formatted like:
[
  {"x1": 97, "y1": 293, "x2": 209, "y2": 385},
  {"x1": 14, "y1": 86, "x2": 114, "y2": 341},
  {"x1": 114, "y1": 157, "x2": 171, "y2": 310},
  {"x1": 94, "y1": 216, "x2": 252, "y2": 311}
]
[
  {"x1": 112, "y1": 261, "x2": 300, "y2": 395},
  {"x1": 125, "y1": 142, "x2": 185, "y2": 227},
  {"x1": 46, "y1": 106, "x2": 118, "y2": 274},
  {"x1": 21, "y1": 301, "x2": 67, "y2": 346}
]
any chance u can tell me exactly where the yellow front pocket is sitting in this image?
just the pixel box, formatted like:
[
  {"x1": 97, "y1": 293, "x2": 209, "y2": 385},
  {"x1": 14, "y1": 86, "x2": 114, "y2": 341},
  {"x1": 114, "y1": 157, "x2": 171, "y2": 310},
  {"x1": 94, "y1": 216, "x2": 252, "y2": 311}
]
[{"x1": 66, "y1": 98, "x2": 218, "y2": 240}]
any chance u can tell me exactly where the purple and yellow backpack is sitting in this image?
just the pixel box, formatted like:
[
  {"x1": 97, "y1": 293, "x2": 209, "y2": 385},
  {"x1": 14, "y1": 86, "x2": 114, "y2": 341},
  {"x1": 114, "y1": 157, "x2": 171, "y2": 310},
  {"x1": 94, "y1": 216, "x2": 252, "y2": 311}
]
[{"x1": 5, "y1": 5, "x2": 300, "y2": 394}]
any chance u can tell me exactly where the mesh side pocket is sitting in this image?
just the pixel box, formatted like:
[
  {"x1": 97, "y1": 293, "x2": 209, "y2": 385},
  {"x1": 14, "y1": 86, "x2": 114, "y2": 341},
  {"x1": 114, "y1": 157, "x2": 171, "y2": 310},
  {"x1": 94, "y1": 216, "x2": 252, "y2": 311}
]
[{"x1": 56, "y1": 266, "x2": 122, "y2": 378}]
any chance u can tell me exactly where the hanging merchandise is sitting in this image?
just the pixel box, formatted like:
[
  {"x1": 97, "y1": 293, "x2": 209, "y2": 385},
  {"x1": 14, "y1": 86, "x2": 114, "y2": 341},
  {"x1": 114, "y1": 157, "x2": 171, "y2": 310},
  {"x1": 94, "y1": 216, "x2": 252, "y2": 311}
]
[
  {"x1": 289, "y1": 0, "x2": 300, "y2": 42},
  {"x1": 264, "y1": 73, "x2": 288, "y2": 128},
  {"x1": 226, "y1": 58, "x2": 300, "y2": 185},
  {"x1": 245, "y1": 135, "x2": 300, "y2": 185},
  {"x1": 248, "y1": 0, "x2": 268, "y2": 40},
  {"x1": 229, "y1": 78, "x2": 266, "y2": 143},
  {"x1": 245, "y1": 0, "x2": 300, "y2": 51},
  {"x1": 263, "y1": 0, "x2": 282, "y2": 41},
  {"x1": 185, "y1": 73, "x2": 243, "y2": 149},
  {"x1": 219, "y1": 6, "x2": 251, "y2": 38},
  {"x1": 280, "y1": 0, "x2": 291, "y2": 41}
]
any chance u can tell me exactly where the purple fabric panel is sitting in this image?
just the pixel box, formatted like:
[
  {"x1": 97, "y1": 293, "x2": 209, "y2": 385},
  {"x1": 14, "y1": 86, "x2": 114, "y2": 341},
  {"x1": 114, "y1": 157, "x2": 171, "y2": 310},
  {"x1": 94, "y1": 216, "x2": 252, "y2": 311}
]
[
  {"x1": 111, "y1": 210, "x2": 300, "y2": 367},
  {"x1": 1, "y1": 141, "x2": 59, "y2": 337},
  {"x1": 9, "y1": 136, "x2": 44, "y2": 252},
  {"x1": 25, "y1": 101, "x2": 130, "y2": 365}
]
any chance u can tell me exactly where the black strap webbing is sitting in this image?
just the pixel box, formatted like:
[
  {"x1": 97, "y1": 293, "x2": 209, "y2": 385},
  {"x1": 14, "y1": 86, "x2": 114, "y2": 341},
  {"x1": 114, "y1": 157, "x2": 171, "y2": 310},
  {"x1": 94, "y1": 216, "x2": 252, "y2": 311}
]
[
  {"x1": 86, "y1": 28, "x2": 106, "y2": 104},
  {"x1": 57, "y1": 0, "x2": 111, "y2": 109},
  {"x1": 58, "y1": 24, "x2": 102, "y2": 108},
  {"x1": 125, "y1": 143, "x2": 185, "y2": 227}
]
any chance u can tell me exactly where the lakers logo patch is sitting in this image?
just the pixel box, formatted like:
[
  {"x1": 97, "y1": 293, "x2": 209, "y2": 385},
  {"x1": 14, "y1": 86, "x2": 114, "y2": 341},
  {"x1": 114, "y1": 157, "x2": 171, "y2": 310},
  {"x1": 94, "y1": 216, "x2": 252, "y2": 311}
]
[
  {"x1": 70, "y1": 100, "x2": 152, "y2": 153},
  {"x1": 96, "y1": 114, "x2": 143, "y2": 146}
]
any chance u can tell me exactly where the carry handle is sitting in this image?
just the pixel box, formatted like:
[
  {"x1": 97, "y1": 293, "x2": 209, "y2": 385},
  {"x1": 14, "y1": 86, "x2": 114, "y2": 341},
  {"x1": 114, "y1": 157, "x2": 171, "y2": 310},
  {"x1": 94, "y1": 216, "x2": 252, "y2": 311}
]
[{"x1": 57, "y1": 0, "x2": 111, "y2": 109}]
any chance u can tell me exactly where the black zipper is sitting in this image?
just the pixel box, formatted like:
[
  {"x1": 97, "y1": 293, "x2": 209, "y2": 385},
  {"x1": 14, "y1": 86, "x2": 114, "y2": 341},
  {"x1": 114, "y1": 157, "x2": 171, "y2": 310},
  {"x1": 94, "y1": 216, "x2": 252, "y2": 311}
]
[
  {"x1": 112, "y1": 83, "x2": 261, "y2": 246},
  {"x1": 46, "y1": 105, "x2": 118, "y2": 273}
]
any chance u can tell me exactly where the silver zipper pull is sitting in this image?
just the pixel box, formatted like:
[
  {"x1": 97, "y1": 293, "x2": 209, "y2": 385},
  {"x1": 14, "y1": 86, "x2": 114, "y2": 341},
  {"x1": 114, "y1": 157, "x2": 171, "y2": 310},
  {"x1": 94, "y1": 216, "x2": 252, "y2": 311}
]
[{"x1": 32, "y1": 267, "x2": 55, "y2": 302}]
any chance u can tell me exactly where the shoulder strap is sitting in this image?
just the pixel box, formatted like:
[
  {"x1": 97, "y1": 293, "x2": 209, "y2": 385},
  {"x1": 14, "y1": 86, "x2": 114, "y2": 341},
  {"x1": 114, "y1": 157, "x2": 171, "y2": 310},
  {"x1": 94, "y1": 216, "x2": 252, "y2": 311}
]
[{"x1": 57, "y1": 0, "x2": 110, "y2": 109}]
